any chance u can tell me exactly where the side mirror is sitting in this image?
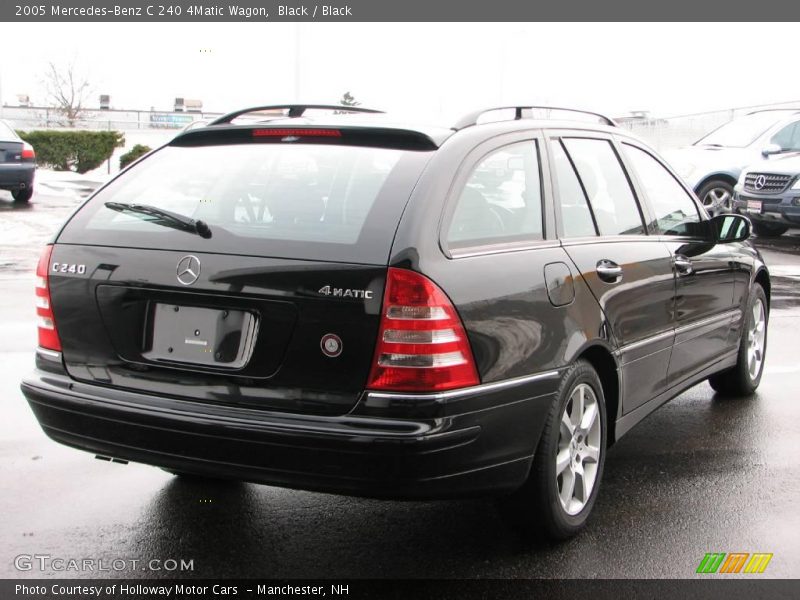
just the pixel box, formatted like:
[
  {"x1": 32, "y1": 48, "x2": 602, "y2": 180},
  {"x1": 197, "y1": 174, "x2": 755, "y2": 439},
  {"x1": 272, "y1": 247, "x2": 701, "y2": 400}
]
[
  {"x1": 761, "y1": 143, "x2": 782, "y2": 157},
  {"x1": 711, "y1": 213, "x2": 750, "y2": 243}
]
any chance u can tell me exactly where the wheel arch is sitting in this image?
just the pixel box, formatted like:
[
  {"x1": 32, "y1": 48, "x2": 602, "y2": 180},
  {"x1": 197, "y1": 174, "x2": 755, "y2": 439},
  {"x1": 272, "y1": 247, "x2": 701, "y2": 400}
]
[
  {"x1": 754, "y1": 268, "x2": 771, "y2": 309},
  {"x1": 576, "y1": 344, "x2": 621, "y2": 447},
  {"x1": 694, "y1": 172, "x2": 738, "y2": 194}
]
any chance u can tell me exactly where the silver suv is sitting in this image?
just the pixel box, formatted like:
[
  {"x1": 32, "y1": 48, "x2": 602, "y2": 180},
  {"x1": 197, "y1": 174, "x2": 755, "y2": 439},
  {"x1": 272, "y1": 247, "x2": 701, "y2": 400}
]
[{"x1": 668, "y1": 109, "x2": 800, "y2": 216}]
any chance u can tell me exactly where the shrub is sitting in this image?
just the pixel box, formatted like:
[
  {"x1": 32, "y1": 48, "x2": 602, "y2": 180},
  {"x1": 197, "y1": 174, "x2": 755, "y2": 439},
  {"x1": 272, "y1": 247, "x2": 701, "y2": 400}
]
[
  {"x1": 119, "y1": 144, "x2": 152, "y2": 170},
  {"x1": 16, "y1": 130, "x2": 125, "y2": 174}
]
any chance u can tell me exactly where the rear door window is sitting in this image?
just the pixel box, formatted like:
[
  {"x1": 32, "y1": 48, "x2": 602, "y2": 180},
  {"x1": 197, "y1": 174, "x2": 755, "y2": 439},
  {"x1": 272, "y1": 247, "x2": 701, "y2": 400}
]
[
  {"x1": 550, "y1": 140, "x2": 597, "y2": 238},
  {"x1": 561, "y1": 138, "x2": 645, "y2": 236},
  {"x1": 447, "y1": 141, "x2": 543, "y2": 247},
  {"x1": 58, "y1": 141, "x2": 433, "y2": 264}
]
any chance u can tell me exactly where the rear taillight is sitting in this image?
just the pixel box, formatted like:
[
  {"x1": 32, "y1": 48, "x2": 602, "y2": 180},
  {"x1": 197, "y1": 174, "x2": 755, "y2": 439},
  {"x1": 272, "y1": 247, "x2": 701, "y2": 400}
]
[
  {"x1": 21, "y1": 142, "x2": 35, "y2": 161},
  {"x1": 367, "y1": 268, "x2": 479, "y2": 392},
  {"x1": 35, "y1": 245, "x2": 61, "y2": 351}
]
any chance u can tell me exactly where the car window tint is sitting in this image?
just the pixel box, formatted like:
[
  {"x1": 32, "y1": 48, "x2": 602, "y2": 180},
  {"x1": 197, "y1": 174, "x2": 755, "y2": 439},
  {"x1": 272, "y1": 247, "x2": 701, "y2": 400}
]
[
  {"x1": 550, "y1": 140, "x2": 597, "y2": 238},
  {"x1": 448, "y1": 141, "x2": 543, "y2": 245},
  {"x1": 770, "y1": 121, "x2": 800, "y2": 152},
  {"x1": 623, "y1": 143, "x2": 701, "y2": 235},
  {"x1": 562, "y1": 138, "x2": 645, "y2": 236}
]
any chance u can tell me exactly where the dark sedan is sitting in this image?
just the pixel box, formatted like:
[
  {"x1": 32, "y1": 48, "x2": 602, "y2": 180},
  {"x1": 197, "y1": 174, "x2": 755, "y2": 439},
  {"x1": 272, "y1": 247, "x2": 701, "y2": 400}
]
[{"x1": 0, "y1": 120, "x2": 36, "y2": 203}]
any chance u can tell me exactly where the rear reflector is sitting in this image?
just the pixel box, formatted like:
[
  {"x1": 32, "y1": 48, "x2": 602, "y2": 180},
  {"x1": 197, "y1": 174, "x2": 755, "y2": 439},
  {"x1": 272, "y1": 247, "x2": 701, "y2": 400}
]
[
  {"x1": 35, "y1": 245, "x2": 61, "y2": 351},
  {"x1": 367, "y1": 268, "x2": 479, "y2": 392},
  {"x1": 252, "y1": 128, "x2": 341, "y2": 138}
]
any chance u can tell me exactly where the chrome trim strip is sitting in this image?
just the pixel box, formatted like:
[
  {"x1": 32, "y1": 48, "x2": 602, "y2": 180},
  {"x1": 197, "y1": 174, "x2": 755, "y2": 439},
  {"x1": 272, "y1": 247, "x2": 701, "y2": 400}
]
[
  {"x1": 616, "y1": 308, "x2": 742, "y2": 355},
  {"x1": 36, "y1": 347, "x2": 62, "y2": 360},
  {"x1": 675, "y1": 309, "x2": 741, "y2": 337},
  {"x1": 449, "y1": 241, "x2": 561, "y2": 259},
  {"x1": 366, "y1": 369, "x2": 561, "y2": 402},
  {"x1": 617, "y1": 329, "x2": 674, "y2": 355}
]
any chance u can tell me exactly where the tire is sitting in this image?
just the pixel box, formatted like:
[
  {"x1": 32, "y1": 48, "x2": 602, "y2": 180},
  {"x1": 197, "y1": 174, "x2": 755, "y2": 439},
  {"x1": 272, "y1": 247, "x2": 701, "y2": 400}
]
[
  {"x1": 11, "y1": 187, "x2": 33, "y2": 203},
  {"x1": 708, "y1": 284, "x2": 768, "y2": 397},
  {"x1": 696, "y1": 179, "x2": 734, "y2": 217},
  {"x1": 752, "y1": 222, "x2": 789, "y2": 238},
  {"x1": 499, "y1": 359, "x2": 607, "y2": 541}
]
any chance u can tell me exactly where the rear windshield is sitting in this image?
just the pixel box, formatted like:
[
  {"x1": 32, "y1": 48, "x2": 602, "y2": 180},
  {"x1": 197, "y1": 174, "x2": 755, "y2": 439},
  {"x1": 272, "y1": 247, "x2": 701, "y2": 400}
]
[
  {"x1": 58, "y1": 141, "x2": 432, "y2": 264},
  {"x1": 0, "y1": 121, "x2": 17, "y2": 140}
]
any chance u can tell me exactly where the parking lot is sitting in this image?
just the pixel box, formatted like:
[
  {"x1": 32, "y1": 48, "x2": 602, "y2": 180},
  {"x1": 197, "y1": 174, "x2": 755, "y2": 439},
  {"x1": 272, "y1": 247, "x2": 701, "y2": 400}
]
[{"x1": 1, "y1": 186, "x2": 799, "y2": 579}]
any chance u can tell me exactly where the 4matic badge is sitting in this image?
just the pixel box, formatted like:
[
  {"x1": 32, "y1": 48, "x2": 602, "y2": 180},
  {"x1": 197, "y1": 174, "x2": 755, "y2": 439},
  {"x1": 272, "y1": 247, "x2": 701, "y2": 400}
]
[{"x1": 318, "y1": 285, "x2": 373, "y2": 299}]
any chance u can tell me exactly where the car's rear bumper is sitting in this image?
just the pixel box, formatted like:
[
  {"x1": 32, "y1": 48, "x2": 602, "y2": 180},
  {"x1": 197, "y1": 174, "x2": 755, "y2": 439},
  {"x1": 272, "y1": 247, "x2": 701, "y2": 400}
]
[
  {"x1": 21, "y1": 352, "x2": 560, "y2": 499},
  {"x1": 0, "y1": 163, "x2": 35, "y2": 189}
]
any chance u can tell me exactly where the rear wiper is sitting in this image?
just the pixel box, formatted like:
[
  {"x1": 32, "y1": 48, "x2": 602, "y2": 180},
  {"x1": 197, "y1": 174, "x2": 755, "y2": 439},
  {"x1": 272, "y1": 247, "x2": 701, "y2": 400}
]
[{"x1": 104, "y1": 202, "x2": 211, "y2": 238}]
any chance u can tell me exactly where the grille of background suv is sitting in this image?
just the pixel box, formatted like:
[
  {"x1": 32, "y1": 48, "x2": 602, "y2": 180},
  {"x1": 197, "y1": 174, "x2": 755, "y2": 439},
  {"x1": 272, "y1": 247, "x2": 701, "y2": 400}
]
[{"x1": 744, "y1": 173, "x2": 794, "y2": 193}]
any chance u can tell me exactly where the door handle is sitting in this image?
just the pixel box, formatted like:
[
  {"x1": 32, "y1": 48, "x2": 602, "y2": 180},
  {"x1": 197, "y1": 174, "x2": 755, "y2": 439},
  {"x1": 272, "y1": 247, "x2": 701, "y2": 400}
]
[
  {"x1": 596, "y1": 260, "x2": 622, "y2": 283},
  {"x1": 674, "y1": 255, "x2": 693, "y2": 275}
]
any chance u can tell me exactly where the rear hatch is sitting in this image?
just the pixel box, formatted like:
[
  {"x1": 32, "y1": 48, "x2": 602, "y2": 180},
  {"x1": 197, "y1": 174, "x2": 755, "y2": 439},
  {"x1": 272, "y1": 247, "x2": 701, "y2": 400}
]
[
  {"x1": 0, "y1": 140, "x2": 22, "y2": 164},
  {"x1": 49, "y1": 125, "x2": 436, "y2": 415}
]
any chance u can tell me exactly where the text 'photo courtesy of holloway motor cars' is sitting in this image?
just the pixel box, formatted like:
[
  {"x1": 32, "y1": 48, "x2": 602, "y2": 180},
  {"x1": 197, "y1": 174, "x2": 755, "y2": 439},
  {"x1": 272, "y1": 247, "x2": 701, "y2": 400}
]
[{"x1": 20, "y1": 104, "x2": 770, "y2": 540}]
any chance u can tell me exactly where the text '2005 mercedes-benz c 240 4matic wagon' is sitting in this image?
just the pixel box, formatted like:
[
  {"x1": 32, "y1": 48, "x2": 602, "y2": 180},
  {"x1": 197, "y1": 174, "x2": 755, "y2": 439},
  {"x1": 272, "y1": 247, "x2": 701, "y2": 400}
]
[{"x1": 21, "y1": 105, "x2": 770, "y2": 539}]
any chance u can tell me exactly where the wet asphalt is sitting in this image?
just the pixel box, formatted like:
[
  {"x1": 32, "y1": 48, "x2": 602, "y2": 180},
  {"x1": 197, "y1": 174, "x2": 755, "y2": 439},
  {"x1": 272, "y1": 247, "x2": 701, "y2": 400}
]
[{"x1": 1, "y1": 188, "x2": 799, "y2": 580}]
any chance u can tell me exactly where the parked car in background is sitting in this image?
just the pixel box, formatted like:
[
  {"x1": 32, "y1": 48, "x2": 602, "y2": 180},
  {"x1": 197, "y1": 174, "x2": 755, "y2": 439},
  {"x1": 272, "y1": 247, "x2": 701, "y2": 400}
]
[
  {"x1": 668, "y1": 109, "x2": 800, "y2": 216},
  {"x1": 21, "y1": 104, "x2": 770, "y2": 541},
  {"x1": 0, "y1": 120, "x2": 36, "y2": 203},
  {"x1": 734, "y1": 154, "x2": 800, "y2": 237}
]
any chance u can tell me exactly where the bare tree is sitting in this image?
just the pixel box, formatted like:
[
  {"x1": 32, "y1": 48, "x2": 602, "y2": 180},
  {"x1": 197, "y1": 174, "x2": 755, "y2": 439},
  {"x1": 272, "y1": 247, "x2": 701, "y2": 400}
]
[
  {"x1": 339, "y1": 91, "x2": 360, "y2": 107},
  {"x1": 43, "y1": 61, "x2": 91, "y2": 127}
]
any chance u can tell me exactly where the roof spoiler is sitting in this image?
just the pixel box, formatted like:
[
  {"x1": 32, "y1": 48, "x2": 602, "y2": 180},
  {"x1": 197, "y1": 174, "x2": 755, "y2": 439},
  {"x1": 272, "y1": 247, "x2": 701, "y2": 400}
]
[
  {"x1": 454, "y1": 106, "x2": 617, "y2": 130},
  {"x1": 209, "y1": 104, "x2": 385, "y2": 126}
]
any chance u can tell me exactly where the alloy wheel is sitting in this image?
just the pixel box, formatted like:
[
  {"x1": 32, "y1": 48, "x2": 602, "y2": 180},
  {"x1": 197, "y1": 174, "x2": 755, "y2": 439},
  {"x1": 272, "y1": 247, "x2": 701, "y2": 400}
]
[
  {"x1": 556, "y1": 383, "x2": 602, "y2": 516},
  {"x1": 747, "y1": 298, "x2": 767, "y2": 380},
  {"x1": 702, "y1": 187, "x2": 732, "y2": 216}
]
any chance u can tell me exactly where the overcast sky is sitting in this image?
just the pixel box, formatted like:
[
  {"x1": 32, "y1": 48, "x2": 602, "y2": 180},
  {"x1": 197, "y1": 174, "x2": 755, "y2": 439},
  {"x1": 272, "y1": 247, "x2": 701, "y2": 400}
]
[{"x1": 1, "y1": 22, "x2": 798, "y2": 121}]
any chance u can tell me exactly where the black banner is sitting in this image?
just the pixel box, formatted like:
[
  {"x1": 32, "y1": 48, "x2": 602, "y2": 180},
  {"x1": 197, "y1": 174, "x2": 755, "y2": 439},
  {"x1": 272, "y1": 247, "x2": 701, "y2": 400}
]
[
  {"x1": 3, "y1": 579, "x2": 800, "y2": 600},
  {"x1": 4, "y1": 0, "x2": 800, "y2": 22}
]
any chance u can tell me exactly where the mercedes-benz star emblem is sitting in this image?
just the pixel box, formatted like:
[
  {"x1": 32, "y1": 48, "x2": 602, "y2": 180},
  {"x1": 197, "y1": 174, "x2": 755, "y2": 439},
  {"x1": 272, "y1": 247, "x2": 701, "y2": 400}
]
[
  {"x1": 754, "y1": 175, "x2": 767, "y2": 190},
  {"x1": 176, "y1": 255, "x2": 201, "y2": 286}
]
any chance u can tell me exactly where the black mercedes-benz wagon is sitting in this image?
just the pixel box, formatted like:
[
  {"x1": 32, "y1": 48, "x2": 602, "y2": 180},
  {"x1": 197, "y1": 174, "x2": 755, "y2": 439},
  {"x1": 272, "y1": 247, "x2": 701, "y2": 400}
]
[{"x1": 21, "y1": 105, "x2": 770, "y2": 539}]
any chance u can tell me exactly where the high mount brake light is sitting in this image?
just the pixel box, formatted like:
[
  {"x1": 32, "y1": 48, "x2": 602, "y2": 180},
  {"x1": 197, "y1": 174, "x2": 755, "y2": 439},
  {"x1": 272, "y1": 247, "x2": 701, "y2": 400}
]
[
  {"x1": 367, "y1": 268, "x2": 479, "y2": 392},
  {"x1": 35, "y1": 245, "x2": 61, "y2": 351},
  {"x1": 252, "y1": 128, "x2": 342, "y2": 138}
]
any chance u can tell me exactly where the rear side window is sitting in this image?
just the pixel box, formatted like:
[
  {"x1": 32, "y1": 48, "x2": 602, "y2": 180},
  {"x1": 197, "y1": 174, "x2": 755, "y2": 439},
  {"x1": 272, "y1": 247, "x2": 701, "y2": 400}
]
[
  {"x1": 550, "y1": 140, "x2": 596, "y2": 238},
  {"x1": 59, "y1": 142, "x2": 432, "y2": 264},
  {"x1": 622, "y1": 144, "x2": 701, "y2": 235},
  {"x1": 561, "y1": 138, "x2": 645, "y2": 236},
  {"x1": 447, "y1": 141, "x2": 543, "y2": 246}
]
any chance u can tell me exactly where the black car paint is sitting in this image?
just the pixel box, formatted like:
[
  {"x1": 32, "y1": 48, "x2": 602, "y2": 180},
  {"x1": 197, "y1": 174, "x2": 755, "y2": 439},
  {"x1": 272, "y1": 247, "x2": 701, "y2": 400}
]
[{"x1": 20, "y1": 117, "x2": 769, "y2": 499}]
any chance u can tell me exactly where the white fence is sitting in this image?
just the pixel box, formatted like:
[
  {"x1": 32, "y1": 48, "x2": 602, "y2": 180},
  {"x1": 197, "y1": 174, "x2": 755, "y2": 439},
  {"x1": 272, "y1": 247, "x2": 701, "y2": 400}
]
[{"x1": 620, "y1": 100, "x2": 800, "y2": 151}]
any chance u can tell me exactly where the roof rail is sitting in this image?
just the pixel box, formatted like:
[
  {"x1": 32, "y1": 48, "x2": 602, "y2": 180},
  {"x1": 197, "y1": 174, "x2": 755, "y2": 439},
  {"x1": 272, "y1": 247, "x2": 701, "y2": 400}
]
[
  {"x1": 745, "y1": 108, "x2": 800, "y2": 116},
  {"x1": 453, "y1": 106, "x2": 617, "y2": 130},
  {"x1": 209, "y1": 104, "x2": 385, "y2": 126}
]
